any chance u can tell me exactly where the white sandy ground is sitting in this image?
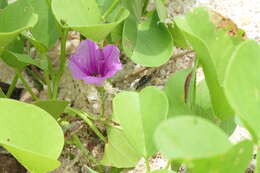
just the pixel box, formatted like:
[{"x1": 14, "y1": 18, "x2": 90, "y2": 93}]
[{"x1": 196, "y1": 0, "x2": 260, "y2": 42}]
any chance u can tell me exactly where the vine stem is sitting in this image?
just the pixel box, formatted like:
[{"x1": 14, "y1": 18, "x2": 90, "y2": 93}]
[
  {"x1": 71, "y1": 135, "x2": 97, "y2": 163},
  {"x1": 65, "y1": 106, "x2": 119, "y2": 128},
  {"x1": 164, "y1": 160, "x2": 171, "y2": 170},
  {"x1": 53, "y1": 28, "x2": 69, "y2": 100},
  {"x1": 6, "y1": 72, "x2": 19, "y2": 98},
  {"x1": 70, "y1": 135, "x2": 105, "y2": 172},
  {"x1": 102, "y1": 0, "x2": 120, "y2": 21},
  {"x1": 145, "y1": 159, "x2": 151, "y2": 173},
  {"x1": 17, "y1": 70, "x2": 39, "y2": 101},
  {"x1": 256, "y1": 146, "x2": 260, "y2": 173},
  {"x1": 44, "y1": 70, "x2": 52, "y2": 99},
  {"x1": 65, "y1": 107, "x2": 107, "y2": 143},
  {"x1": 97, "y1": 87, "x2": 106, "y2": 117},
  {"x1": 142, "y1": 0, "x2": 150, "y2": 14}
]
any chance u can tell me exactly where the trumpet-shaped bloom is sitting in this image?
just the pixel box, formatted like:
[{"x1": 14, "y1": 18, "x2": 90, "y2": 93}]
[{"x1": 69, "y1": 40, "x2": 122, "y2": 85}]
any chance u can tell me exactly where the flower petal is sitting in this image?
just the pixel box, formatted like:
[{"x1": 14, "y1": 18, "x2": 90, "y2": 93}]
[
  {"x1": 71, "y1": 40, "x2": 100, "y2": 74},
  {"x1": 68, "y1": 58, "x2": 86, "y2": 80},
  {"x1": 102, "y1": 45, "x2": 122, "y2": 78},
  {"x1": 68, "y1": 40, "x2": 122, "y2": 86}
]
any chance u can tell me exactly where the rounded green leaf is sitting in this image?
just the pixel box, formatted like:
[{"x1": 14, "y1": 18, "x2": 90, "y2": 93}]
[
  {"x1": 196, "y1": 80, "x2": 236, "y2": 135},
  {"x1": 164, "y1": 69, "x2": 236, "y2": 135},
  {"x1": 102, "y1": 86, "x2": 168, "y2": 167},
  {"x1": 51, "y1": 0, "x2": 129, "y2": 41},
  {"x1": 101, "y1": 127, "x2": 142, "y2": 168},
  {"x1": 224, "y1": 40, "x2": 260, "y2": 141},
  {"x1": 123, "y1": 12, "x2": 173, "y2": 67},
  {"x1": 0, "y1": 99, "x2": 64, "y2": 172},
  {"x1": 155, "y1": 116, "x2": 232, "y2": 159},
  {"x1": 190, "y1": 140, "x2": 253, "y2": 173},
  {"x1": 174, "y1": 7, "x2": 236, "y2": 119},
  {"x1": 0, "y1": 0, "x2": 38, "y2": 52},
  {"x1": 25, "y1": 0, "x2": 61, "y2": 51},
  {"x1": 164, "y1": 68, "x2": 193, "y2": 117}
]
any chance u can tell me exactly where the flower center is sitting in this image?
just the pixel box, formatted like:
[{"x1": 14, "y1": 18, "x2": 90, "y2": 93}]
[{"x1": 90, "y1": 72, "x2": 101, "y2": 77}]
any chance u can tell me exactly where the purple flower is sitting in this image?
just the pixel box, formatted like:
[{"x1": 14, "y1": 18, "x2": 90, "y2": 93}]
[{"x1": 69, "y1": 40, "x2": 122, "y2": 85}]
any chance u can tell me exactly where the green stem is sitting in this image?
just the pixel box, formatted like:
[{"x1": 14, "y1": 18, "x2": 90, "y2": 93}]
[
  {"x1": 102, "y1": 0, "x2": 120, "y2": 21},
  {"x1": 53, "y1": 28, "x2": 69, "y2": 100},
  {"x1": 142, "y1": 0, "x2": 150, "y2": 14},
  {"x1": 26, "y1": 68, "x2": 45, "y2": 86},
  {"x1": 164, "y1": 160, "x2": 171, "y2": 170},
  {"x1": 6, "y1": 72, "x2": 19, "y2": 98},
  {"x1": 171, "y1": 160, "x2": 181, "y2": 172},
  {"x1": 0, "y1": 88, "x2": 6, "y2": 98},
  {"x1": 145, "y1": 159, "x2": 151, "y2": 173},
  {"x1": 44, "y1": 70, "x2": 52, "y2": 99},
  {"x1": 256, "y1": 146, "x2": 260, "y2": 173},
  {"x1": 65, "y1": 106, "x2": 118, "y2": 128},
  {"x1": 46, "y1": 0, "x2": 51, "y2": 8},
  {"x1": 66, "y1": 107, "x2": 107, "y2": 143},
  {"x1": 71, "y1": 135, "x2": 105, "y2": 172},
  {"x1": 97, "y1": 87, "x2": 106, "y2": 117},
  {"x1": 71, "y1": 135, "x2": 97, "y2": 163},
  {"x1": 17, "y1": 70, "x2": 39, "y2": 101}
]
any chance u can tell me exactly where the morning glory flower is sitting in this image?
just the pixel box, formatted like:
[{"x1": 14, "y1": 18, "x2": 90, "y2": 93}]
[{"x1": 69, "y1": 40, "x2": 122, "y2": 85}]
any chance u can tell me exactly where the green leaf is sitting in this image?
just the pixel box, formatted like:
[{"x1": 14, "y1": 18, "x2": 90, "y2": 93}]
[
  {"x1": 101, "y1": 127, "x2": 142, "y2": 168},
  {"x1": 1, "y1": 50, "x2": 28, "y2": 69},
  {"x1": 123, "y1": 12, "x2": 173, "y2": 67},
  {"x1": 195, "y1": 81, "x2": 236, "y2": 135},
  {"x1": 195, "y1": 80, "x2": 215, "y2": 121},
  {"x1": 224, "y1": 40, "x2": 260, "y2": 141},
  {"x1": 122, "y1": 0, "x2": 146, "y2": 20},
  {"x1": 0, "y1": 0, "x2": 8, "y2": 9},
  {"x1": 51, "y1": 0, "x2": 129, "y2": 41},
  {"x1": 164, "y1": 68, "x2": 193, "y2": 117},
  {"x1": 169, "y1": 23, "x2": 189, "y2": 49},
  {"x1": 110, "y1": 23, "x2": 124, "y2": 43},
  {"x1": 1, "y1": 50, "x2": 48, "y2": 70},
  {"x1": 109, "y1": 167, "x2": 123, "y2": 173},
  {"x1": 96, "y1": 0, "x2": 115, "y2": 14},
  {"x1": 0, "y1": 0, "x2": 38, "y2": 53},
  {"x1": 1, "y1": 37, "x2": 25, "y2": 69},
  {"x1": 102, "y1": 86, "x2": 168, "y2": 167},
  {"x1": 164, "y1": 69, "x2": 236, "y2": 135},
  {"x1": 155, "y1": 116, "x2": 232, "y2": 160},
  {"x1": 190, "y1": 140, "x2": 253, "y2": 173},
  {"x1": 174, "y1": 7, "x2": 238, "y2": 119},
  {"x1": 33, "y1": 100, "x2": 69, "y2": 119},
  {"x1": 0, "y1": 98, "x2": 64, "y2": 173},
  {"x1": 24, "y1": 0, "x2": 60, "y2": 52},
  {"x1": 155, "y1": 0, "x2": 168, "y2": 22}
]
